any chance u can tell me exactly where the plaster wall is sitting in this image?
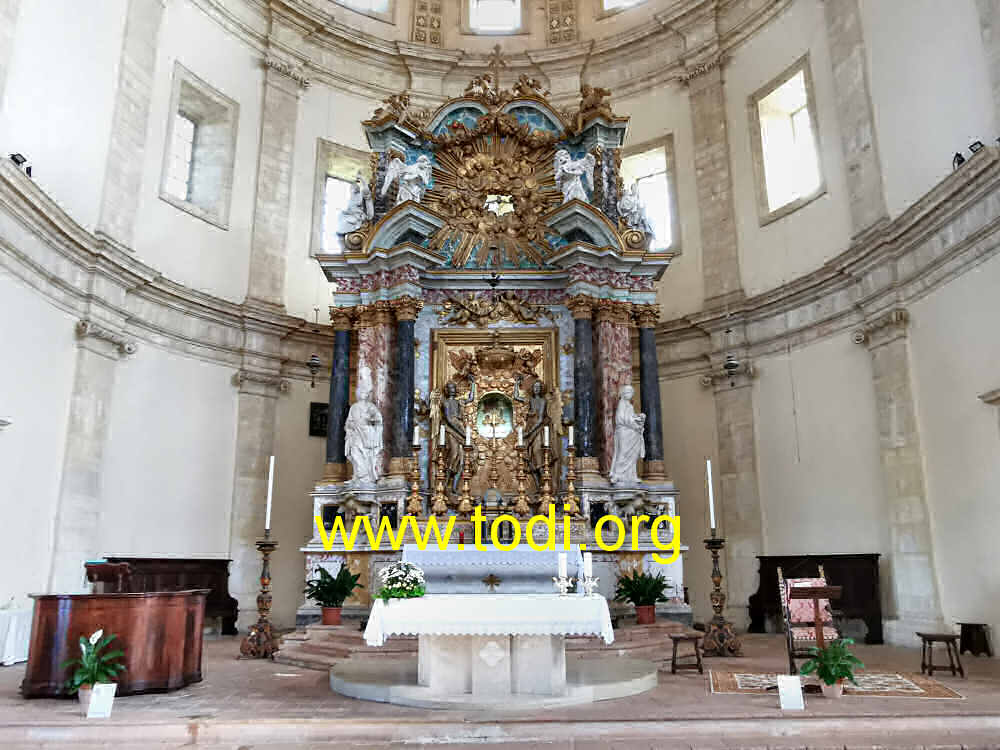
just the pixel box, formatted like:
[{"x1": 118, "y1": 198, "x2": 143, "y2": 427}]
[
  {"x1": 0, "y1": 0, "x2": 126, "y2": 231},
  {"x1": 618, "y1": 86, "x2": 704, "y2": 319},
  {"x1": 0, "y1": 273, "x2": 76, "y2": 606},
  {"x1": 752, "y1": 334, "x2": 889, "y2": 564},
  {"x1": 99, "y1": 344, "x2": 238, "y2": 557},
  {"x1": 725, "y1": 0, "x2": 853, "y2": 298},
  {"x1": 131, "y1": 0, "x2": 263, "y2": 303},
  {"x1": 909, "y1": 251, "x2": 1000, "y2": 638},
  {"x1": 860, "y1": 0, "x2": 997, "y2": 218}
]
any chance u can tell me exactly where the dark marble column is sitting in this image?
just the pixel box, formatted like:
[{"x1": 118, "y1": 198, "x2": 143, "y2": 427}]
[
  {"x1": 324, "y1": 310, "x2": 352, "y2": 480},
  {"x1": 389, "y1": 297, "x2": 423, "y2": 465},
  {"x1": 568, "y1": 296, "x2": 597, "y2": 464},
  {"x1": 635, "y1": 304, "x2": 665, "y2": 481}
]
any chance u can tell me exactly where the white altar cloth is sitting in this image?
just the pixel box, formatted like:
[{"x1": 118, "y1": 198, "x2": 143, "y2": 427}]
[
  {"x1": 0, "y1": 608, "x2": 32, "y2": 666},
  {"x1": 364, "y1": 594, "x2": 613, "y2": 647}
]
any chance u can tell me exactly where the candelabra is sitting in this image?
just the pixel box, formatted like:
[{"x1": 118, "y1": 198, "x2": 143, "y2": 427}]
[
  {"x1": 238, "y1": 531, "x2": 279, "y2": 659},
  {"x1": 406, "y1": 450, "x2": 423, "y2": 516},
  {"x1": 581, "y1": 575, "x2": 600, "y2": 597},
  {"x1": 457, "y1": 442, "x2": 474, "y2": 516},
  {"x1": 512, "y1": 443, "x2": 531, "y2": 517},
  {"x1": 430, "y1": 444, "x2": 449, "y2": 516},
  {"x1": 552, "y1": 575, "x2": 574, "y2": 596},
  {"x1": 537, "y1": 445, "x2": 556, "y2": 511},
  {"x1": 701, "y1": 530, "x2": 743, "y2": 656},
  {"x1": 563, "y1": 444, "x2": 580, "y2": 517}
]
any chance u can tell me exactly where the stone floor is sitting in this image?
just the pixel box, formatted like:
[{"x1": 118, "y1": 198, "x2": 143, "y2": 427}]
[{"x1": 1, "y1": 633, "x2": 998, "y2": 748}]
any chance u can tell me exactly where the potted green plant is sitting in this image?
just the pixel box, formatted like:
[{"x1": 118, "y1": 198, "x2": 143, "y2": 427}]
[
  {"x1": 60, "y1": 629, "x2": 125, "y2": 714},
  {"x1": 614, "y1": 570, "x2": 669, "y2": 625},
  {"x1": 799, "y1": 638, "x2": 865, "y2": 698},
  {"x1": 304, "y1": 566, "x2": 364, "y2": 625}
]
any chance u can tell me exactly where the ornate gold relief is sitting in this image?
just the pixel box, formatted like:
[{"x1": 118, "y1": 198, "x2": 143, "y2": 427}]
[{"x1": 438, "y1": 291, "x2": 553, "y2": 327}]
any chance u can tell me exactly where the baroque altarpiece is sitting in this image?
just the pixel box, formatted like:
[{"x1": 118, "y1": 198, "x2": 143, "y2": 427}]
[{"x1": 298, "y1": 71, "x2": 690, "y2": 623}]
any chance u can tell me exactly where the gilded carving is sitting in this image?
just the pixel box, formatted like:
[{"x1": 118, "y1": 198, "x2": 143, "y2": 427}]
[{"x1": 438, "y1": 290, "x2": 552, "y2": 327}]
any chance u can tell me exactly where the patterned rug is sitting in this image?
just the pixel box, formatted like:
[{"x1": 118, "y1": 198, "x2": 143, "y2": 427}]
[{"x1": 709, "y1": 671, "x2": 963, "y2": 699}]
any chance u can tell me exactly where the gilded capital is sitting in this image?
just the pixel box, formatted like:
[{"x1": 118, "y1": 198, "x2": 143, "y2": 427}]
[
  {"x1": 595, "y1": 298, "x2": 632, "y2": 326},
  {"x1": 391, "y1": 295, "x2": 424, "y2": 322},
  {"x1": 566, "y1": 294, "x2": 596, "y2": 320},
  {"x1": 329, "y1": 307, "x2": 354, "y2": 331},
  {"x1": 633, "y1": 304, "x2": 660, "y2": 328}
]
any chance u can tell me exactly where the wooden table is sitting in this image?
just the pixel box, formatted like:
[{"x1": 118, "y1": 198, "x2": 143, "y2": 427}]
[
  {"x1": 21, "y1": 590, "x2": 208, "y2": 697},
  {"x1": 788, "y1": 585, "x2": 842, "y2": 648},
  {"x1": 917, "y1": 632, "x2": 965, "y2": 678}
]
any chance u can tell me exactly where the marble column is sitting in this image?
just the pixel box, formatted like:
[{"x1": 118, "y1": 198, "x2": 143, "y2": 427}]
[
  {"x1": 855, "y1": 309, "x2": 944, "y2": 643},
  {"x1": 355, "y1": 301, "x2": 395, "y2": 476},
  {"x1": 389, "y1": 297, "x2": 423, "y2": 468},
  {"x1": 48, "y1": 320, "x2": 137, "y2": 593},
  {"x1": 567, "y1": 296, "x2": 597, "y2": 469},
  {"x1": 594, "y1": 300, "x2": 633, "y2": 476},
  {"x1": 324, "y1": 308, "x2": 352, "y2": 481},
  {"x1": 634, "y1": 304, "x2": 665, "y2": 481}
]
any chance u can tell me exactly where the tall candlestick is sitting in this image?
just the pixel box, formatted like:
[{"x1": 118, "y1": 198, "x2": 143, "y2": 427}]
[
  {"x1": 517, "y1": 426, "x2": 523, "y2": 446},
  {"x1": 465, "y1": 425, "x2": 471, "y2": 446},
  {"x1": 264, "y1": 455, "x2": 275, "y2": 531},
  {"x1": 568, "y1": 425, "x2": 574, "y2": 447},
  {"x1": 706, "y1": 458, "x2": 716, "y2": 530},
  {"x1": 583, "y1": 551, "x2": 592, "y2": 578},
  {"x1": 439, "y1": 425, "x2": 445, "y2": 446},
  {"x1": 544, "y1": 425, "x2": 549, "y2": 447},
  {"x1": 558, "y1": 552, "x2": 567, "y2": 579},
  {"x1": 413, "y1": 425, "x2": 420, "y2": 447}
]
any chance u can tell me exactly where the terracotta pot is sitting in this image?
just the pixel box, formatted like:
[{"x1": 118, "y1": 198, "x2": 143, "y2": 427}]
[
  {"x1": 820, "y1": 680, "x2": 844, "y2": 699},
  {"x1": 635, "y1": 605, "x2": 656, "y2": 625},
  {"x1": 321, "y1": 606, "x2": 342, "y2": 625}
]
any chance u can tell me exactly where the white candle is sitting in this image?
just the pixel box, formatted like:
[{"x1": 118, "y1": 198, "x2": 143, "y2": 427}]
[
  {"x1": 558, "y1": 552, "x2": 568, "y2": 579},
  {"x1": 439, "y1": 425, "x2": 445, "y2": 446},
  {"x1": 706, "y1": 458, "x2": 716, "y2": 530},
  {"x1": 544, "y1": 425, "x2": 550, "y2": 447},
  {"x1": 465, "y1": 425, "x2": 471, "y2": 446},
  {"x1": 583, "y1": 551, "x2": 593, "y2": 578},
  {"x1": 264, "y1": 455, "x2": 275, "y2": 531},
  {"x1": 517, "y1": 426, "x2": 523, "y2": 446},
  {"x1": 568, "y1": 426, "x2": 574, "y2": 447}
]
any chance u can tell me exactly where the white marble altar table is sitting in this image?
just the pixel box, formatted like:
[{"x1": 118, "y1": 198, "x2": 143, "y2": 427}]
[
  {"x1": 364, "y1": 594, "x2": 613, "y2": 697},
  {"x1": 0, "y1": 608, "x2": 32, "y2": 666}
]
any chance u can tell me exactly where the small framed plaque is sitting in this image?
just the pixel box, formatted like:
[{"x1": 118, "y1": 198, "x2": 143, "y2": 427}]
[{"x1": 309, "y1": 402, "x2": 328, "y2": 437}]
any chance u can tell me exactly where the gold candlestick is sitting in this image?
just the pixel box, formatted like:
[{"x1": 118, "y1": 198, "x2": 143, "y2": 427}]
[
  {"x1": 430, "y1": 443, "x2": 449, "y2": 516},
  {"x1": 238, "y1": 531, "x2": 279, "y2": 659},
  {"x1": 457, "y1": 441, "x2": 474, "y2": 516},
  {"x1": 406, "y1": 449, "x2": 423, "y2": 516},
  {"x1": 701, "y1": 530, "x2": 743, "y2": 657},
  {"x1": 563, "y1": 444, "x2": 580, "y2": 517},
  {"x1": 512, "y1": 443, "x2": 531, "y2": 517},
  {"x1": 537, "y1": 444, "x2": 556, "y2": 511}
]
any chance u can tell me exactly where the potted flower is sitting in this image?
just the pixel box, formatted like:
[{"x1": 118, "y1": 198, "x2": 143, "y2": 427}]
[
  {"x1": 377, "y1": 561, "x2": 426, "y2": 602},
  {"x1": 304, "y1": 566, "x2": 364, "y2": 625},
  {"x1": 60, "y1": 629, "x2": 125, "y2": 714},
  {"x1": 799, "y1": 638, "x2": 865, "y2": 698},
  {"x1": 614, "y1": 570, "x2": 669, "y2": 625}
]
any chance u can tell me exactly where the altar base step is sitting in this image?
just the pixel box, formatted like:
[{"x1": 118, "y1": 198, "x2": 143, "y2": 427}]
[
  {"x1": 329, "y1": 654, "x2": 658, "y2": 710},
  {"x1": 276, "y1": 621, "x2": 691, "y2": 671}
]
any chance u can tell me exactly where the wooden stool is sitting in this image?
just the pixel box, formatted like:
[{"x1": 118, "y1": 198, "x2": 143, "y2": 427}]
[
  {"x1": 669, "y1": 633, "x2": 704, "y2": 674},
  {"x1": 958, "y1": 623, "x2": 993, "y2": 657},
  {"x1": 917, "y1": 632, "x2": 965, "y2": 678}
]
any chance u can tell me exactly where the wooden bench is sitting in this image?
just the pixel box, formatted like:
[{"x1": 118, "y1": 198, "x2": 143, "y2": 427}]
[{"x1": 917, "y1": 632, "x2": 965, "y2": 678}]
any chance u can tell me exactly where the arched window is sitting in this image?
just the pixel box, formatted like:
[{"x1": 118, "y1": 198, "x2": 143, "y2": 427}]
[{"x1": 468, "y1": 0, "x2": 522, "y2": 34}]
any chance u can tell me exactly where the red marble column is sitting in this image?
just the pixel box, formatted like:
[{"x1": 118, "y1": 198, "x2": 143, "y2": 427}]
[
  {"x1": 594, "y1": 300, "x2": 634, "y2": 476},
  {"x1": 354, "y1": 301, "x2": 395, "y2": 477}
]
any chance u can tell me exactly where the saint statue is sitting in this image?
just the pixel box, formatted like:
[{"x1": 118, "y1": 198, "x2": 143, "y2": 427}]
[
  {"x1": 381, "y1": 155, "x2": 433, "y2": 205},
  {"x1": 344, "y1": 367, "x2": 383, "y2": 486},
  {"x1": 336, "y1": 172, "x2": 374, "y2": 235},
  {"x1": 608, "y1": 384, "x2": 646, "y2": 486},
  {"x1": 617, "y1": 183, "x2": 655, "y2": 236},
  {"x1": 554, "y1": 149, "x2": 595, "y2": 204},
  {"x1": 514, "y1": 376, "x2": 562, "y2": 491},
  {"x1": 431, "y1": 375, "x2": 477, "y2": 493}
]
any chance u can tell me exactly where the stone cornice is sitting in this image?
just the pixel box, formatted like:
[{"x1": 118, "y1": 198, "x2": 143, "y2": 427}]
[
  {"x1": 76, "y1": 319, "x2": 138, "y2": 357},
  {"x1": 263, "y1": 55, "x2": 311, "y2": 88}
]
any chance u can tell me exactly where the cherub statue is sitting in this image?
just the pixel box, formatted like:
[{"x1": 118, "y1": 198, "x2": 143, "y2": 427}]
[
  {"x1": 608, "y1": 384, "x2": 646, "y2": 486},
  {"x1": 372, "y1": 93, "x2": 410, "y2": 121},
  {"x1": 381, "y1": 154, "x2": 433, "y2": 205},
  {"x1": 574, "y1": 84, "x2": 613, "y2": 134},
  {"x1": 554, "y1": 149, "x2": 595, "y2": 204},
  {"x1": 617, "y1": 182, "x2": 655, "y2": 236},
  {"x1": 512, "y1": 74, "x2": 549, "y2": 98},
  {"x1": 336, "y1": 172, "x2": 374, "y2": 235}
]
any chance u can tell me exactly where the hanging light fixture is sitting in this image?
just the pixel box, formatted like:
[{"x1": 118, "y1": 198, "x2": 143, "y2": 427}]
[{"x1": 307, "y1": 308, "x2": 322, "y2": 388}]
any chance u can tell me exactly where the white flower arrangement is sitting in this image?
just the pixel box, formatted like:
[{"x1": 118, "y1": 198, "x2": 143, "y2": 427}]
[{"x1": 378, "y1": 561, "x2": 426, "y2": 602}]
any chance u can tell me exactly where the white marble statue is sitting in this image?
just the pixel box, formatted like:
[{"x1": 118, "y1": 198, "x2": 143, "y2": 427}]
[
  {"x1": 608, "y1": 384, "x2": 646, "y2": 486},
  {"x1": 345, "y1": 367, "x2": 383, "y2": 486},
  {"x1": 381, "y1": 155, "x2": 433, "y2": 205},
  {"x1": 617, "y1": 183, "x2": 655, "y2": 236},
  {"x1": 554, "y1": 149, "x2": 595, "y2": 204},
  {"x1": 336, "y1": 172, "x2": 374, "y2": 235}
]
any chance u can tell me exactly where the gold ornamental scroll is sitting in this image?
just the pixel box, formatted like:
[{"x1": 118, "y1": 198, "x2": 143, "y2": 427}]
[{"x1": 431, "y1": 327, "x2": 559, "y2": 499}]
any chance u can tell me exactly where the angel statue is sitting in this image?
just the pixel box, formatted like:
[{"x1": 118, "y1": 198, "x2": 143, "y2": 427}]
[
  {"x1": 336, "y1": 172, "x2": 374, "y2": 235},
  {"x1": 608, "y1": 384, "x2": 646, "y2": 486},
  {"x1": 513, "y1": 376, "x2": 563, "y2": 492},
  {"x1": 381, "y1": 154, "x2": 433, "y2": 205},
  {"x1": 430, "y1": 375, "x2": 477, "y2": 493},
  {"x1": 345, "y1": 366, "x2": 383, "y2": 487},
  {"x1": 554, "y1": 149, "x2": 595, "y2": 204},
  {"x1": 617, "y1": 183, "x2": 655, "y2": 236}
]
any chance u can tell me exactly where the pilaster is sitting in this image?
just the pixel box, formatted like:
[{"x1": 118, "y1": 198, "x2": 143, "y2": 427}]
[
  {"x1": 822, "y1": 0, "x2": 888, "y2": 237},
  {"x1": 977, "y1": 0, "x2": 1000, "y2": 132},
  {"x1": 245, "y1": 59, "x2": 308, "y2": 309},
  {"x1": 48, "y1": 319, "x2": 138, "y2": 592},
  {"x1": 853, "y1": 308, "x2": 944, "y2": 642},
  {"x1": 0, "y1": 0, "x2": 21, "y2": 107}
]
